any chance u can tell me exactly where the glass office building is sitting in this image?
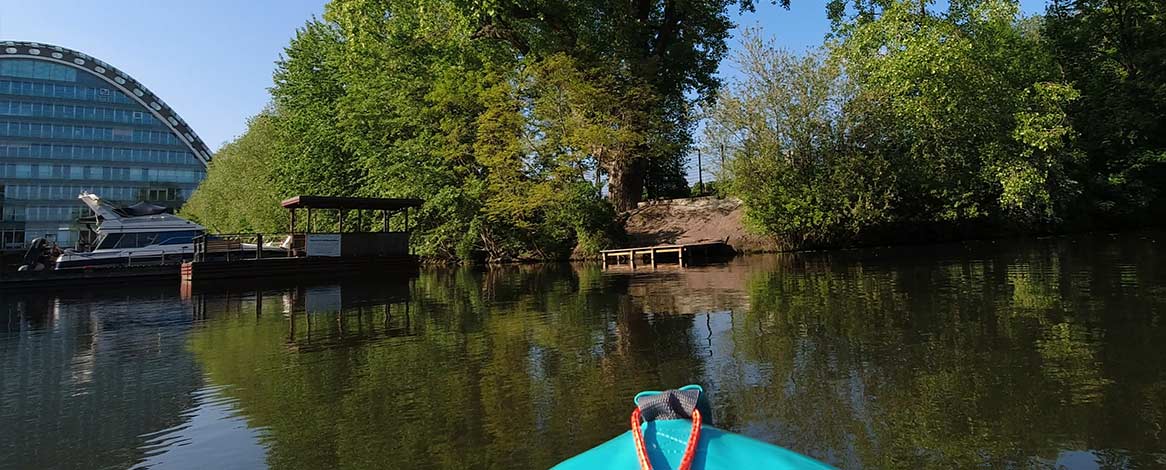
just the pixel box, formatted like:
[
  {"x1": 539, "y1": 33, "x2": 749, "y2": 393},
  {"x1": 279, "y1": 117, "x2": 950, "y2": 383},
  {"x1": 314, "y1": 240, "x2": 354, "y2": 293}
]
[{"x1": 0, "y1": 41, "x2": 211, "y2": 249}]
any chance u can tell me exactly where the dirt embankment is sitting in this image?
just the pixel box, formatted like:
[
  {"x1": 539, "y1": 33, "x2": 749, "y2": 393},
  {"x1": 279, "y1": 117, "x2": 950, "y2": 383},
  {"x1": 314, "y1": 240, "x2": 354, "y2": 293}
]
[{"x1": 622, "y1": 197, "x2": 777, "y2": 253}]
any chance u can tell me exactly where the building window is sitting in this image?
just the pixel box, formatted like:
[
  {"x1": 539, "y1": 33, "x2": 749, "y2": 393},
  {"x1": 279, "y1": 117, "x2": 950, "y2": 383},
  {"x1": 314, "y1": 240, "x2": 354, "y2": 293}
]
[
  {"x1": 0, "y1": 60, "x2": 77, "y2": 82},
  {"x1": 2, "y1": 230, "x2": 25, "y2": 249}
]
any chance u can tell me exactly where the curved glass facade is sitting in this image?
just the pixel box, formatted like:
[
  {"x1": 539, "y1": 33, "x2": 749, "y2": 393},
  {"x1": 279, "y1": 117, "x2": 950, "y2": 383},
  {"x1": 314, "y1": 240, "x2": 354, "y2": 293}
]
[{"x1": 0, "y1": 44, "x2": 209, "y2": 250}]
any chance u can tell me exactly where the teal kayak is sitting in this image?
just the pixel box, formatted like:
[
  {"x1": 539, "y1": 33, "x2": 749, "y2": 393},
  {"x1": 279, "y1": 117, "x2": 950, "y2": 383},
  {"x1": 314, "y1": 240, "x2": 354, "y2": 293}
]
[{"x1": 553, "y1": 386, "x2": 833, "y2": 470}]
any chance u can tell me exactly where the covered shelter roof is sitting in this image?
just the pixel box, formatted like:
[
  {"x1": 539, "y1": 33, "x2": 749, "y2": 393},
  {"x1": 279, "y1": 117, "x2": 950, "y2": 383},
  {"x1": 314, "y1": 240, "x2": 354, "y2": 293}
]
[{"x1": 280, "y1": 196, "x2": 424, "y2": 211}]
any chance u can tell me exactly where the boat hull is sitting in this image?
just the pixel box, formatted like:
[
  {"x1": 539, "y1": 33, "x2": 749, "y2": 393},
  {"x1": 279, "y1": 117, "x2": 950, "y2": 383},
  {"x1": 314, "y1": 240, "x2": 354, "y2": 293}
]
[{"x1": 553, "y1": 419, "x2": 833, "y2": 470}]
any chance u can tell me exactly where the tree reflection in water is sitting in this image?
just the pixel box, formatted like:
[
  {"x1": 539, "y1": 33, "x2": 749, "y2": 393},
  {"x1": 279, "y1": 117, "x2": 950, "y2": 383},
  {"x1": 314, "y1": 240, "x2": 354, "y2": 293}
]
[{"x1": 1, "y1": 231, "x2": 1163, "y2": 469}]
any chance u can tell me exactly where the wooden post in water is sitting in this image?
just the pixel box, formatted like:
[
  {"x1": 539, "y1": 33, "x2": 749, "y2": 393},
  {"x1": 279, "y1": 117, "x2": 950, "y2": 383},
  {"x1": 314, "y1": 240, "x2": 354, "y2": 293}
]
[
  {"x1": 256, "y1": 233, "x2": 263, "y2": 259},
  {"x1": 288, "y1": 309, "x2": 296, "y2": 342},
  {"x1": 287, "y1": 209, "x2": 297, "y2": 257}
]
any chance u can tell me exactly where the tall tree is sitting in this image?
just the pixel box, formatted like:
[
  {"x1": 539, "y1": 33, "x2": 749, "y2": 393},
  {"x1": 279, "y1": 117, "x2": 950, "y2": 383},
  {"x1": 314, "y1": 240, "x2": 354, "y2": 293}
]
[
  {"x1": 833, "y1": 0, "x2": 1080, "y2": 226},
  {"x1": 1044, "y1": 0, "x2": 1166, "y2": 223},
  {"x1": 270, "y1": 21, "x2": 361, "y2": 198},
  {"x1": 180, "y1": 112, "x2": 286, "y2": 233},
  {"x1": 462, "y1": 0, "x2": 786, "y2": 210},
  {"x1": 705, "y1": 33, "x2": 894, "y2": 248}
]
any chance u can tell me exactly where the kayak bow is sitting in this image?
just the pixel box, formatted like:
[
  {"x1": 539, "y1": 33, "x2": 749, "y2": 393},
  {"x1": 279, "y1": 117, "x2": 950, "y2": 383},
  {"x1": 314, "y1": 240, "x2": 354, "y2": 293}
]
[{"x1": 552, "y1": 385, "x2": 834, "y2": 470}]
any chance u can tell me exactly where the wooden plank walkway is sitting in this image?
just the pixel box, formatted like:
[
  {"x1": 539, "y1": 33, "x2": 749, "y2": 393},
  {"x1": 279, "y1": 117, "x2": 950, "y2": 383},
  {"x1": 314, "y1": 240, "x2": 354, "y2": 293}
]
[{"x1": 600, "y1": 242, "x2": 727, "y2": 269}]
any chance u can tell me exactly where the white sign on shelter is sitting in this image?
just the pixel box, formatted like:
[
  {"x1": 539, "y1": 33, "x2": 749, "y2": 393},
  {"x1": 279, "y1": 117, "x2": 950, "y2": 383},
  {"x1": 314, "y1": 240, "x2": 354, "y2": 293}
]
[{"x1": 306, "y1": 233, "x2": 342, "y2": 257}]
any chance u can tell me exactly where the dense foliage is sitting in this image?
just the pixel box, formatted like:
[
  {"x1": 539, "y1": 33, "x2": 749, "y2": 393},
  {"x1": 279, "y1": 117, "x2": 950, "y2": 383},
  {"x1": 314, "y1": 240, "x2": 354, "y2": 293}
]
[
  {"x1": 186, "y1": 0, "x2": 1165, "y2": 256},
  {"x1": 709, "y1": 0, "x2": 1166, "y2": 248},
  {"x1": 184, "y1": 0, "x2": 779, "y2": 261},
  {"x1": 181, "y1": 112, "x2": 286, "y2": 234},
  {"x1": 1044, "y1": 0, "x2": 1166, "y2": 224},
  {"x1": 706, "y1": 35, "x2": 894, "y2": 248}
]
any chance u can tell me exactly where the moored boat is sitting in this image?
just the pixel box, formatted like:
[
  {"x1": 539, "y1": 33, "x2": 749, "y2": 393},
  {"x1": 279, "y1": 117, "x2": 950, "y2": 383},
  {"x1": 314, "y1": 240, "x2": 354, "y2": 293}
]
[
  {"x1": 15, "y1": 192, "x2": 283, "y2": 272},
  {"x1": 51, "y1": 192, "x2": 205, "y2": 270}
]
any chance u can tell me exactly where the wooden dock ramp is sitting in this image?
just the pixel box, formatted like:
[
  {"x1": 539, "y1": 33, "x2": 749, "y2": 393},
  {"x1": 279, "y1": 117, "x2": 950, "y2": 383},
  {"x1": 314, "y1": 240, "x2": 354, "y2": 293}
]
[{"x1": 600, "y1": 241, "x2": 730, "y2": 269}]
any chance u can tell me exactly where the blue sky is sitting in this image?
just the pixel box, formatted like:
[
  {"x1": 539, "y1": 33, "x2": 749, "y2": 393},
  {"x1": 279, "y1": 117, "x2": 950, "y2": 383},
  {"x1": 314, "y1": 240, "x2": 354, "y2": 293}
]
[{"x1": 0, "y1": 0, "x2": 1046, "y2": 156}]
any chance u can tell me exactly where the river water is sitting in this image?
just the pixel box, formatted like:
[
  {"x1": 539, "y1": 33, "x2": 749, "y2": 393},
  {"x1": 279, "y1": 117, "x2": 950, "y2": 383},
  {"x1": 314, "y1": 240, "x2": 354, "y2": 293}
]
[{"x1": 1, "y1": 232, "x2": 1164, "y2": 469}]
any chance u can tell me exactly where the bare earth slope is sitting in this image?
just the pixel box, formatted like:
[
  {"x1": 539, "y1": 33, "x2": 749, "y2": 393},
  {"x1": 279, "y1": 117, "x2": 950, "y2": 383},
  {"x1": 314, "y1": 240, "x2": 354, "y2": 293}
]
[{"x1": 622, "y1": 197, "x2": 777, "y2": 253}]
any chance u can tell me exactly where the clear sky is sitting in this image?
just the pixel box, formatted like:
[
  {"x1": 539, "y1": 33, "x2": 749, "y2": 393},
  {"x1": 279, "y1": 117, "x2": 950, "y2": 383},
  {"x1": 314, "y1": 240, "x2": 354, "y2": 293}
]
[{"x1": 0, "y1": 0, "x2": 1046, "y2": 157}]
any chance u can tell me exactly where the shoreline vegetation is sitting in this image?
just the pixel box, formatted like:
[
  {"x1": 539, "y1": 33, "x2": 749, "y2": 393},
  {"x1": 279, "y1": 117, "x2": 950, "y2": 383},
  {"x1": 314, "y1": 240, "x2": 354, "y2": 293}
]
[{"x1": 181, "y1": 0, "x2": 1165, "y2": 263}]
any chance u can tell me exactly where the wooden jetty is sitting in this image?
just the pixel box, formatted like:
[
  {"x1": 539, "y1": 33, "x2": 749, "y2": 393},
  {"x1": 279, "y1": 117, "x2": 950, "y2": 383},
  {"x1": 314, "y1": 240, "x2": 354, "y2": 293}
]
[
  {"x1": 600, "y1": 241, "x2": 730, "y2": 269},
  {"x1": 0, "y1": 265, "x2": 179, "y2": 289},
  {"x1": 181, "y1": 195, "x2": 423, "y2": 282},
  {"x1": 180, "y1": 255, "x2": 418, "y2": 282}
]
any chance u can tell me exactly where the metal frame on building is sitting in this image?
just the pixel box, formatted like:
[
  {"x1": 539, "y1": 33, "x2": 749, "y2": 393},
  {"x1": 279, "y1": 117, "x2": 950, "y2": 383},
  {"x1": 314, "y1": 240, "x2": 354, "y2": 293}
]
[{"x1": 1, "y1": 41, "x2": 212, "y2": 166}]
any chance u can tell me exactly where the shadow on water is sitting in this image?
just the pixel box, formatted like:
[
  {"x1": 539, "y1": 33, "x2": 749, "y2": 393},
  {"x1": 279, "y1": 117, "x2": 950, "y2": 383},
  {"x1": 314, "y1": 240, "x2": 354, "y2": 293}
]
[{"x1": 1, "y1": 231, "x2": 1165, "y2": 469}]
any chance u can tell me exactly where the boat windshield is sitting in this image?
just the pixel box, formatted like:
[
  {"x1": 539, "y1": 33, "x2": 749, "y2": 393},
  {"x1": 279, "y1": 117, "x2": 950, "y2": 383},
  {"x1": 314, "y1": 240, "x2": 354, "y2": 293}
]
[
  {"x1": 92, "y1": 230, "x2": 202, "y2": 250},
  {"x1": 93, "y1": 233, "x2": 121, "y2": 250}
]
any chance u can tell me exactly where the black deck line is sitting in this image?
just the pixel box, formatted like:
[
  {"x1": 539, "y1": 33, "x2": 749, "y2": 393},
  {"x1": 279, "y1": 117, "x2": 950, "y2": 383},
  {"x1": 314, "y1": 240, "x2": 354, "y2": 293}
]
[{"x1": 0, "y1": 265, "x2": 181, "y2": 290}]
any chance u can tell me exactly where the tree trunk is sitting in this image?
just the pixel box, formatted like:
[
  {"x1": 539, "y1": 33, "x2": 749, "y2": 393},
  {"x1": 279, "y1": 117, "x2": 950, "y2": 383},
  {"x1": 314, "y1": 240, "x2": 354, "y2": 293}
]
[{"x1": 605, "y1": 157, "x2": 645, "y2": 212}]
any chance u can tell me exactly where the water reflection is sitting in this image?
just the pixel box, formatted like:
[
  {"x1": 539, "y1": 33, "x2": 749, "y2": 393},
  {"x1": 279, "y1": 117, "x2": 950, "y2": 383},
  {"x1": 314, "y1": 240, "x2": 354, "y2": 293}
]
[
  {"x1": 0, "y1": 287, "x2": 201, "y2": 469},
  {"x1": 135, "y1": 384, "x2": 266, "y2": 469},
  {"x1": 1, "y1": 232, "x2": 1164, "y2": 469}
]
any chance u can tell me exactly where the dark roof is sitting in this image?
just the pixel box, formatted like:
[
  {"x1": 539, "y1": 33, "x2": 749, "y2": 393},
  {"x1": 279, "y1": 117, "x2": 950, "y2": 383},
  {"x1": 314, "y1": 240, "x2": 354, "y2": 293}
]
[{"x1": 280, "y1": 196, "x2": 425, "y2": 211}]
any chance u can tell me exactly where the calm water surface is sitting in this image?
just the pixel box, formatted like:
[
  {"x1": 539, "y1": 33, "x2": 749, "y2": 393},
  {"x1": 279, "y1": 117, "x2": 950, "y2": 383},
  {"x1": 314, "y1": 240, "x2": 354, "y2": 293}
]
[{"x1": 2, "y1": 232, "x2": 1165, "y2": 469}]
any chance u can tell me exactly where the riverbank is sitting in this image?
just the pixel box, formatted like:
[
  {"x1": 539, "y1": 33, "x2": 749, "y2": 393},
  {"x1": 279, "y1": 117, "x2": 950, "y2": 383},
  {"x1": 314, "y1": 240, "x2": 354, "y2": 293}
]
[
  {"x1": 622, "y1": 196, "x2": 777, "y2": 254},
  {"x1": 617, "y1": 195, "x2": 1166, "y2": 260}
]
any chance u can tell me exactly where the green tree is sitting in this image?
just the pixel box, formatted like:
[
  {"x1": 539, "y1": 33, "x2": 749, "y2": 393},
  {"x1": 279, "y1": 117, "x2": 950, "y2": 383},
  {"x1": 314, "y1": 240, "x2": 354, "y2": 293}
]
[
  {"x1": 714, "y1": 0, "x2": 1086, "y2": 249},
  {"x1": 705, "y1": 32, "x2": 894, "y2": 248},
  {"x1": 1043, "y1": 0, "x2": 1166, "y2": 224},
  {"x1": 186, "y1": 0, "x2": 789, "y2": 259},
  {"x1": 462, "y1": 0, "x2": 786, "y2": 210},
  {"x1": 181, "y1": 112, "x2": 286, "y2": 233},
  {"x1": 270, "y1": 20, "x2": 361, "y2": 198},
  {"x1": 834, "y1": 0, "x2": 1080, "y2": 226}
]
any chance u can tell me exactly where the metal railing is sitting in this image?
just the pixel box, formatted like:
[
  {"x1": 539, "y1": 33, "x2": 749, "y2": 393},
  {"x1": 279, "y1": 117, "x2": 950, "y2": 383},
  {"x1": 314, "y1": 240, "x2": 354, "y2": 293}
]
[
  {"x1": 192, "y1": 233, "x2": 300, "y2": 262},
  {"x1": 124, "y1": 248, "x2": 188, "y2": 267}
]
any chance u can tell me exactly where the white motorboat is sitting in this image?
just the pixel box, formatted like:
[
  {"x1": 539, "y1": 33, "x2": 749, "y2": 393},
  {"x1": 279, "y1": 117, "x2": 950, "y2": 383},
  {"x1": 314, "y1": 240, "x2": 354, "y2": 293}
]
[{"x1": 53, "y1": 192, "x2": 205, "y2": 270}]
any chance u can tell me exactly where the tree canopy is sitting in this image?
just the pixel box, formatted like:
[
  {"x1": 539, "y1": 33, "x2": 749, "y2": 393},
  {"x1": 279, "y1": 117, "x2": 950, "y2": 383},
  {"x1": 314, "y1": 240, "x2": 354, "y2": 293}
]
[
  {"x1": 185, "y1": 0, "x2": 1166, "y2": 257},
  {"x1": 708, "y1": 0, "x2": 1165, "y2": 248},
  {"x1": 185, "y1": 0, "x2": 783, "y2": 261}
]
